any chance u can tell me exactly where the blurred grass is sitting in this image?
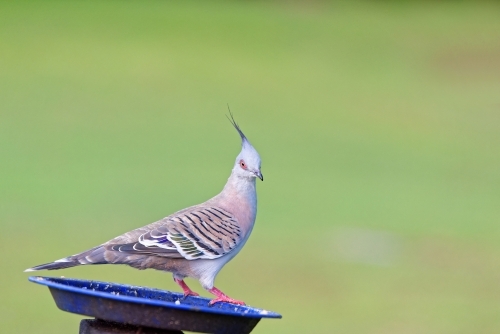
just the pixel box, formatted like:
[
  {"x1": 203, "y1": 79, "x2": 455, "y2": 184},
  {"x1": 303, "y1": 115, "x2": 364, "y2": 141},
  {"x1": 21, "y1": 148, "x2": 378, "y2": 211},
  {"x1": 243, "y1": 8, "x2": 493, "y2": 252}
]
[{"x1": 1, "y1": 0, "x2": 500, "y2": 333}]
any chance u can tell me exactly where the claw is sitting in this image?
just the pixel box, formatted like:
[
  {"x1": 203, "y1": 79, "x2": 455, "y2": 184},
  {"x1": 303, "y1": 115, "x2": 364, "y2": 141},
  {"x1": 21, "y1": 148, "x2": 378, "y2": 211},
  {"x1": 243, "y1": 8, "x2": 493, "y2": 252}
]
[
  {"x1": 207, "y1": 286, "x2": 245, "y2": 306},
  {"x1": 182, "y1": 290, "x2": 200, "y2": 299},
  {"x1": 208, "y1": 296, "x2": 245, "y2": 306}
]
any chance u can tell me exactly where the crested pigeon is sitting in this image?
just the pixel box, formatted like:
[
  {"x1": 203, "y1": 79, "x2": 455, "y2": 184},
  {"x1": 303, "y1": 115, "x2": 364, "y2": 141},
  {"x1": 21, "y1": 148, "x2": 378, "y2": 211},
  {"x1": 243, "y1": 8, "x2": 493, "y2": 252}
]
[{"x1": 25, "y1": 114, "x2": 263, "y2": 306}]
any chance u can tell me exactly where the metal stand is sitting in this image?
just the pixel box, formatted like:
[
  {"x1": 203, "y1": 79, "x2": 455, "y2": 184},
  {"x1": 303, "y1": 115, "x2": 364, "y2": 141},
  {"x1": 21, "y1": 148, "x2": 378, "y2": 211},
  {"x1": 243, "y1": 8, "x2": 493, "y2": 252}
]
[{"x1": 80, "y1": 319, "x2": 183, "y2": 334}]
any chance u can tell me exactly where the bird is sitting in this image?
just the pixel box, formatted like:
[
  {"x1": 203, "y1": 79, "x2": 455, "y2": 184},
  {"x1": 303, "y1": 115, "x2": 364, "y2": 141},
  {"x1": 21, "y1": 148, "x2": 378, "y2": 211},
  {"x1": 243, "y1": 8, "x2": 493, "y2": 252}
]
[{"x1": 25, "y1": 113, "x2": 263, "y2": 306}]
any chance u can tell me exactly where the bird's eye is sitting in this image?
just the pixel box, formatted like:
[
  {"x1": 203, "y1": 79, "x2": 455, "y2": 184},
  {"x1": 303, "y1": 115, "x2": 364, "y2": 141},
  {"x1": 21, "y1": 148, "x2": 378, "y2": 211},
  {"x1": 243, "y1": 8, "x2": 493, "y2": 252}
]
[{"x1": 239, "y1": 160, "x2": 247, "y2": 169}]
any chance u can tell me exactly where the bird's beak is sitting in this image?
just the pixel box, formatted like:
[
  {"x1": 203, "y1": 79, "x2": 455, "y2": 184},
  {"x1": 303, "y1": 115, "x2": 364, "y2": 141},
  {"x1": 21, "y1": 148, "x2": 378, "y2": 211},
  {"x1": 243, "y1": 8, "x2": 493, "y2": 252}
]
[{"x1": 254, "y1": 170, "x2": 263, "y2": 181}]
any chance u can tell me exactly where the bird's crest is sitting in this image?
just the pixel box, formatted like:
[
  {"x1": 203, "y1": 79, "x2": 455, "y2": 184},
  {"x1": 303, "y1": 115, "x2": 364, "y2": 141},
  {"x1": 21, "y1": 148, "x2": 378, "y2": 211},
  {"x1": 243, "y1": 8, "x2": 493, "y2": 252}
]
[
  {"x1": 226, "y1": 106, "x2": 261, "y2": 174},
  {"x1": 226, "y1": 105, "x2": 248, "y2": 145}
]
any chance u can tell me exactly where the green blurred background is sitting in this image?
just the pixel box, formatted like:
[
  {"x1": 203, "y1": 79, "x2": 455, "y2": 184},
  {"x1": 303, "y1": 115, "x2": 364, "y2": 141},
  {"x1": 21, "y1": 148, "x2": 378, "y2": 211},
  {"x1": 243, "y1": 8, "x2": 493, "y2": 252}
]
[{"x1": 1, "y1": 0, "x2": 500, "y2": 333}]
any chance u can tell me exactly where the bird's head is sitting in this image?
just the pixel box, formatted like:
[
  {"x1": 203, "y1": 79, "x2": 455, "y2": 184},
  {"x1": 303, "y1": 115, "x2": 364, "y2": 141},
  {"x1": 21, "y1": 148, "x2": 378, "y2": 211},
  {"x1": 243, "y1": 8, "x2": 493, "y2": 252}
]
[{"x1": 228, "y1": 112, "x2": 263, "y2": 181}]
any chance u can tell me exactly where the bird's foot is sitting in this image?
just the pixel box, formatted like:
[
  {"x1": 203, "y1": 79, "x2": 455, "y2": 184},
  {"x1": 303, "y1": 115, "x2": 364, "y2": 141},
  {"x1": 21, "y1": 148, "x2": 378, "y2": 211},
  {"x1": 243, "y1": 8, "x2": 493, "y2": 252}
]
[
  {"x1": 209, "y1": 296, "x2": 245, "y2": 306},
  {"x1": 182, "y1": 290, "x2": 200, "y2": 298},
  {"x1": 207, "y1": 287, "x2": 245, "y2": 306},
  {"x1": 174, "y1": 278, "x2": 199, "y2": 298}
]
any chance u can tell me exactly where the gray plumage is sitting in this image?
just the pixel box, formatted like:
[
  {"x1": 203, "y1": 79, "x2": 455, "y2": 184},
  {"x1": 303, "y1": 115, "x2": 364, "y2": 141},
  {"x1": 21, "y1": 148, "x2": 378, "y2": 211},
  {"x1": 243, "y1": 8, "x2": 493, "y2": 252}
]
[{"x1": 25, "y1": 114, "x2": 263, "y2": 305}]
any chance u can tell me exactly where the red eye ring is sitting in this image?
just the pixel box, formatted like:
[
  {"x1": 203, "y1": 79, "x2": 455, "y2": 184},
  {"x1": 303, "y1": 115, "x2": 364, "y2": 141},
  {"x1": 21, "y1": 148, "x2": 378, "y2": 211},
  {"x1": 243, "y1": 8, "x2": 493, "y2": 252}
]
[{"x1": 239, "y1": 160, "x2": 247, "y2": 170}]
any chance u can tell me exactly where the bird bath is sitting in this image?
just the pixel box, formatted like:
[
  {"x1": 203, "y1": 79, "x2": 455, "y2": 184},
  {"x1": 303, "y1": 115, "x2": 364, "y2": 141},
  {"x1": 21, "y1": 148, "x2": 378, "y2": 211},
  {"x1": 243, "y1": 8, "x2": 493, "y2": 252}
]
[{"x1": 29, "y1": 276, "x2": 281, "y2": 334}]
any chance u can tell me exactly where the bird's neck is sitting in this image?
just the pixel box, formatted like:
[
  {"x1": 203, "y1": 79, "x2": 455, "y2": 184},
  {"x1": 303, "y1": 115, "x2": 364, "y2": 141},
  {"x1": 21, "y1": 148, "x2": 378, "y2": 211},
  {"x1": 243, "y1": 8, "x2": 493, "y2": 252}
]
[
  {"x1": 208, "y1": 172, "x2": 257, "y2": 232},
  {"x1": 222, "y1": 172, "x2": 257, "y2": 207}
]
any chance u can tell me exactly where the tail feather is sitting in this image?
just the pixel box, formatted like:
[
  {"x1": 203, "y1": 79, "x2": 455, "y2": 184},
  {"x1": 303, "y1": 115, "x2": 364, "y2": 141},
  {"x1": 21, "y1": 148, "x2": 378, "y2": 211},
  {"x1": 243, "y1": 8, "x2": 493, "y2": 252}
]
[
  {"x1": 24, "y1": 258, "x2": 79, "y2": 272},
  {"x1": 24, "y1": 246, "x2": 107, "y2": 272}
]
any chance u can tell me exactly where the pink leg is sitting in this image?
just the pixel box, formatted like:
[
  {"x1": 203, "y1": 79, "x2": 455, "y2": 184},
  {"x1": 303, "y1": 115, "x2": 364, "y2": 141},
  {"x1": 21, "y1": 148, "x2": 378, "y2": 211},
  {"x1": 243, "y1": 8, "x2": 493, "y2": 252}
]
[
  {"x1": 208, "y1": 287, "x2": 245, "y2": 306},
  {"x1": 174, "y1": 278, "x2": 199, "y2": 297}
]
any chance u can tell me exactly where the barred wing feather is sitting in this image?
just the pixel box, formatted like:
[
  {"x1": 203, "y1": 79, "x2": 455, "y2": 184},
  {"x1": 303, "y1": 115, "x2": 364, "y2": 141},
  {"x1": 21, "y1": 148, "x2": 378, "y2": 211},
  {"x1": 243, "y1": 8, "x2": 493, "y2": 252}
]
[{"x1": 110, "y1": 207, "x2": 242, "y2": 260}]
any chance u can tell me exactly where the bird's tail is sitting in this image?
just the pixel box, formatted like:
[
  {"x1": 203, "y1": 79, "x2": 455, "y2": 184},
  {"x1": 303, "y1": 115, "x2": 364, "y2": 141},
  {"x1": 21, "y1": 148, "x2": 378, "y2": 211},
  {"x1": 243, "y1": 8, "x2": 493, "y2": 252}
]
[
  {"x1": 24, "y1": 246, "x2": 107, "y2": 272},
  {"x1": 24, "y1": 259, "x2": 79, "y2": 272}
]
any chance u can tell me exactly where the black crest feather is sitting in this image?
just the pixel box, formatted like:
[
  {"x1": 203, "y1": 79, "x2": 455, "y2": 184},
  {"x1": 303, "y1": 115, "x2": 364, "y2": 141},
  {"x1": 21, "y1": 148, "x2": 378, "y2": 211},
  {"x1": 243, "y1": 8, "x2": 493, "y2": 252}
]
[{"x1": 226, "y1": 105, "x2": 247, "y2": 142}]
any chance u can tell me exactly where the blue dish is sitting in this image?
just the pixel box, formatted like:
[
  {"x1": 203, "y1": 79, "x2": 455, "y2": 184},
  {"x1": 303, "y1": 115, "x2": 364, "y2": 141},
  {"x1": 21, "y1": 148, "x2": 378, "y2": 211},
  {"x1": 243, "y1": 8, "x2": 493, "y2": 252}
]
[{"x1": 29, "y1": 276, "x2": 281, "y2": 334}]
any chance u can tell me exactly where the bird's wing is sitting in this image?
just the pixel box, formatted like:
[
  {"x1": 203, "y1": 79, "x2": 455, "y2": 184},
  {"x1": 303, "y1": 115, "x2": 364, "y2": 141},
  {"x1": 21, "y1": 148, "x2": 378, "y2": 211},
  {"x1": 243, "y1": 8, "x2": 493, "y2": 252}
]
[{"x1": 109, "y1": 207, "x2": 242, "y2": 260}]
